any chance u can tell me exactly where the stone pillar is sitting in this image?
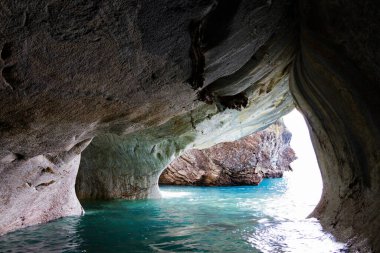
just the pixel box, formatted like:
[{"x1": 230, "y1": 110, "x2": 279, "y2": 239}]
[{"x1": 0, "y1": 139, "x2": 91, "y2": 235}]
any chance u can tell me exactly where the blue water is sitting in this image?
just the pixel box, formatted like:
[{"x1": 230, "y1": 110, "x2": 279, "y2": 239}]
[{"x1": 0, "y1": 176, "x2": 347, "y2": 253}]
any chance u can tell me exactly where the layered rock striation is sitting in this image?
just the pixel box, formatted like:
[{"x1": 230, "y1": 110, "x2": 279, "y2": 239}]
[
  {"x1": 159, "y1": 121, "x2": 296, "y2": 186},
  {"x1": 290, "y1": 1, "x2": 380, "y2": 251},
  {"x1": 0, "y1": 0, "x2": 296, "y2": 233},
  {"x1": 0, "y1": 0, "x2": 379, "y2": 251}
]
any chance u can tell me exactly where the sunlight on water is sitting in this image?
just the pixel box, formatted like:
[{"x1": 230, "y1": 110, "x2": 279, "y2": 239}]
[
  {"x1": 161, "y1": 190, "x2": 192, "y2": 198},
  {"x1": 0, "y1": 109, "x2": 348, "y2": 252},
  {"x1": 244, "y1": 109, "x2": 345, "y2": 253},
  {"x1": 0, "y1": 179, "x2": 347, "y2": 253}
]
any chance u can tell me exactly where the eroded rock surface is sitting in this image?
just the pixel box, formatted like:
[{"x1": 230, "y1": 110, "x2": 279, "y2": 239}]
[
  {"x1": 289, "y1": 1, "x2": 380, "y2": 251},
  {"x1": 0, "y1": 139, "x2": 90, "y2": 235},
  {"x1": 0, "y1": 0, "x2": 379, "y2": 251},
  {"x1": 76, "y1": 79, "x2": 294, "y2": 200},
  {"x1": 0, "y1": 0, "x2": 296, "y2": 232},
  {"x1": 159, "y1": 121, "x2": 296, "y2": 186}
]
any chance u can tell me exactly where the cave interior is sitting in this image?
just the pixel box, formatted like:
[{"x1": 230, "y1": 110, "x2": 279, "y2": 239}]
[{"x1": 0, "y1": 0, "x2": 379, "y2": 251}]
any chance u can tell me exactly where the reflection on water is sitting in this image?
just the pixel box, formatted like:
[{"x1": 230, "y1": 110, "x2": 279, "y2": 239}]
[
  {"x1": 161, "y1": 190, "x2": 192, "y2": 198},
  {"x1": 0, "y1": 178, "x2": 347, "y2": 253},
  {"x1": 0, "y1": 216, "x2": 82, "y2": 252}
]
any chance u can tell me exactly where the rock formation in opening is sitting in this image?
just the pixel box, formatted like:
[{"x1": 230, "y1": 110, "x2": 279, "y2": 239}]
[
  {"x1": 1, "y1": 0, "x2": 296, "y2": 233},
  {"x1": 0, "y1": 0, "x2": 379, "y2": 251},
  {"x1": 75, "y1": 78, "x2": 293, "y2": 200},
  {"x1": 159, "y1": 121, "x2": 296, "y2": 186}
]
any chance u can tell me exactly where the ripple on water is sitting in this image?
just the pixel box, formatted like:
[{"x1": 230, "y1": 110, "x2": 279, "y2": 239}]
[{"x1": 0, "y1": 179, "x2": 347, "y2": 253}]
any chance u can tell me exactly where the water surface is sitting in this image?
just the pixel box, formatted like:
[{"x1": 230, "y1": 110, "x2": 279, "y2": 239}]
[
  {"x1": 0, "y1": 175, "x2": 346, "y2": 253},
  {"x1": 0, "y1": 110, "x2": 347, "y2": 252}
]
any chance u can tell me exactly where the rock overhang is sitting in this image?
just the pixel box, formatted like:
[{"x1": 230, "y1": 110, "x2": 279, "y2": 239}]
[
  {"x1": 0, "y1": 0, "x2": 379, "y2": 251},
  {"x1": 0, "y1": 0, "x2": 297, "y2": 235}
]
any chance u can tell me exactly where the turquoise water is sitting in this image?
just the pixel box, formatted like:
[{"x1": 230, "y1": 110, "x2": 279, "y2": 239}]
[{"x1": 0, "y1": 176, "x2": 347, "y2": 253}]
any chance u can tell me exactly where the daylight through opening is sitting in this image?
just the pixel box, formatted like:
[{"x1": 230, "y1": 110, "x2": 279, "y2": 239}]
[
  {"x1": 155, "y1": 109, "x2": 346, "y2": 252},
  {"x1": 0, "y1": 112, "x2": 348, "y2": 252}
]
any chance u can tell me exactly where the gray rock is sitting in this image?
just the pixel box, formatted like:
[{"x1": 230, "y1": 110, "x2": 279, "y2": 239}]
[{"x1": 0, "y1": 0, "x2": 379, "y2": 251}]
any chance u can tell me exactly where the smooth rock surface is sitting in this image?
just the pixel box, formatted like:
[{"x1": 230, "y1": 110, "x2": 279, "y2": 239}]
[
  {"x1": 159, "y1": 121, "x2": 296, "y2": 186},
  {"x1": 76, "y1": 80, "x2": 294, "y2": 199}
]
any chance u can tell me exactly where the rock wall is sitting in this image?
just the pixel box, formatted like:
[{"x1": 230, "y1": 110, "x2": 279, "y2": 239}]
[
  {"x1": 0, "y1": 139, "x2": 90, "y2": 235},
  {"x1": 291, "y1": 1, "x2": 380, "y2": 251},
  {"x1": 0, "y1": 0, "x2": 296, "y2": 233},
  {"x1": 76, "y1": 80, "x2": 294, "y2": 199},
  {"x1": 74, "y1": 0, "x2": 297, "y2": 201},
  {"x1": 159, "y1": 121, "x2": 296, "y2": 186},
  {"x1": 0, "y1": 0, "x2": 379, "y2": 251}
]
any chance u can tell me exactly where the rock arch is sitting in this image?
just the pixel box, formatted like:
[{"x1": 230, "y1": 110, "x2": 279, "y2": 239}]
[{"x1": 0, "y1": 0, "x2": 379, "y2": 251}]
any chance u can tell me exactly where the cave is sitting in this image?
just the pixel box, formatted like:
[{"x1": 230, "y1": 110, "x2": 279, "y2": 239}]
[{"x1": 0, "y1": 0, "x2": 379, "y2": 252}]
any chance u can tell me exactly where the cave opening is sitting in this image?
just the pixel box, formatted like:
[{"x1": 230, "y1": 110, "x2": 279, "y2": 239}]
[
  {"x1": 0, "y1": 0, "x2": 379, "y2": 251},
  {"x1": 0, "y1": 110, "x2": 348, "y2": 252},
  {"x1": 156, "y1": 109, "x2": 347, "y2": 252}
]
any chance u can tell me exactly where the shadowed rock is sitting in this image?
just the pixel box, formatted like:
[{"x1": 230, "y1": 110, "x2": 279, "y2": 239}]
[{"x1": 0, "y1": 0, "x2": 379, "y2": 251}]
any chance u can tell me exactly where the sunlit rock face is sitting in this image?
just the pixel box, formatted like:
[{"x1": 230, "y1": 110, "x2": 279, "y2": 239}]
[
  {"x1": 291, "y1": 1, "x2": 380, "y2": 251},
  {"x1": 159, "y1": 121, "x2": 296, "y2": 186},
  {"x1": 76, "y1": 81, "x2": 294, "y2": 199}
]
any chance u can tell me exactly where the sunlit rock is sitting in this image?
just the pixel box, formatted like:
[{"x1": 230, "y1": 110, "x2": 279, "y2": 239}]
[
  {"x1": 159, "y1": 121, "x2": 296, "y2": 186},
  {"x1": 76, "y1": 81, "x2": 294, "y2": 199}
]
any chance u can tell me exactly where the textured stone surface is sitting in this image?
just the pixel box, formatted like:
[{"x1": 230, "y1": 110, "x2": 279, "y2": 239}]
[
  {"x1": 76, "y1": 80, "x2": 294, "y2": 199},
  {"x1": 0, "y1": 0, "x2": 295, "y2": 160},
  {"x1": 0, "y1": 0, "x2": 379, "y2": 251},
  {"x1": 290, "y1": 1, "x2": 380, "y2": 251},
  {"x1": 0, "y1": 139, "x2": 90, "y2": 235},
  {"x1": 0, "y1": 0, "x2": 296, "y2": 232},
  {"x1": 159, "y1": 121, "x2": 296, "y2": 186}
]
